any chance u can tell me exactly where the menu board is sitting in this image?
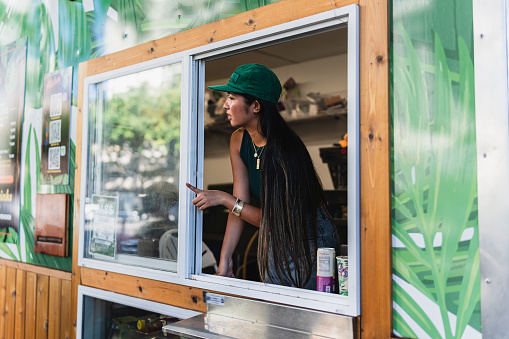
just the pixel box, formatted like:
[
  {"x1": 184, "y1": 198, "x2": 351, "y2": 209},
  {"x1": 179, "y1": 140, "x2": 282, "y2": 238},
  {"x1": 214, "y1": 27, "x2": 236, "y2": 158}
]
[
  {"x1": 40, "y1": 67, "x2": 72, "y2": 185},
  {"x1": 0, "y1": 38, "x2": 27, "y2": 240}
]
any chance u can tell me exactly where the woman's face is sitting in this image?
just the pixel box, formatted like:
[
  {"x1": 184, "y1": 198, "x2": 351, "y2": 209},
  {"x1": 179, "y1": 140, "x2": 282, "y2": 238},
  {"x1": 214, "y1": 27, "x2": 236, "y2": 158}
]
[{"x1": 223, "y1": 93, "x2": 259, "y2": 128}]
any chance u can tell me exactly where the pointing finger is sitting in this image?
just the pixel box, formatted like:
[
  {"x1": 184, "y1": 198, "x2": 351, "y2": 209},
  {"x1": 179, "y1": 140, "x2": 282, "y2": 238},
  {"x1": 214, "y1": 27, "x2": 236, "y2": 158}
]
[{"x1": 186, "y1": 183, "x2": 202, "y2": 194}]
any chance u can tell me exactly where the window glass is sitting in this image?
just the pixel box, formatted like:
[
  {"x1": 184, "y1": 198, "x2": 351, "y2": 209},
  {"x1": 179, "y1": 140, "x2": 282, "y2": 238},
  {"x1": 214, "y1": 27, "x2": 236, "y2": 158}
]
[
  {"x1": 81, "y1": 295, "x2": 183, "y2": 338},
  {"x1": 84, "y1": 63, "x2": 182, "y2": 271}
]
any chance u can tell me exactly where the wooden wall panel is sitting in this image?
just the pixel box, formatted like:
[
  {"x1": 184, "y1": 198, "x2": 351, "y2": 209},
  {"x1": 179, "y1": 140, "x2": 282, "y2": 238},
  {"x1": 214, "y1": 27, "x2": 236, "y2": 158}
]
[
  {"x1": 36, "y1": 275, "x2": 49, "y2": 339},
  {"x1": 0, "y1": 266, "x2": 6, "y2": 339},
  {"x1": 60, "y1": 280, "x2": 72, "y2": 339},
  {"x1": 15, "y1": 270, "x2": 27, "y2": 339},
  {"x1": 0, "y1": 260, "x2": 73, "y2": 339},
  {"x1": 48, "y1": 277, "x2": 62, "y2": 339},
  {"x1": 5, "y1": 267, "x2": 17, "y2": 338},
  {"x1": 25, "y1": 272, "x2": 37, "y2": 339}
]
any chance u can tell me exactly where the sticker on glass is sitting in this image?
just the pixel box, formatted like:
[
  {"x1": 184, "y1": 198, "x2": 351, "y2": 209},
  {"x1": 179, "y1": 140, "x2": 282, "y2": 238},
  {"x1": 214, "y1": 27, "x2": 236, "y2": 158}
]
[
  {"x1": 50, "y1": 92, "x2": 63, "y2": 117},
  {"x1": 49, "y1": 119, "x2": 61, "y2": 144},
  {"x1": 48, "y1": 146, "x2": 61, "y2": 170}
]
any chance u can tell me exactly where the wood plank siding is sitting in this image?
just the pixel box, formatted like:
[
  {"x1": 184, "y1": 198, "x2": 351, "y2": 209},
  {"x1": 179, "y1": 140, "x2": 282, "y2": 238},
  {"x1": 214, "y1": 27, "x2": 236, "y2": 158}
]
[{"x1": 0, "y1": 259, "x2": 72, "y2": 339}]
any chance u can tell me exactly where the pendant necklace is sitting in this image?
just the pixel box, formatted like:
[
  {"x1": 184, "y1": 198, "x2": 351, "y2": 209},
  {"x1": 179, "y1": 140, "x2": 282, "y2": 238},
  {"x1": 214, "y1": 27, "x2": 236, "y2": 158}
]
[{"x1": 252, "y1": 139, "x2": 265, "y2": 170}]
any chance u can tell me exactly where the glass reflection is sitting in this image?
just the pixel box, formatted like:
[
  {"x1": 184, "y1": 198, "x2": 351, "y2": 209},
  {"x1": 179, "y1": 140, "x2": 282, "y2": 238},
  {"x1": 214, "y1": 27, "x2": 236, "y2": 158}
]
[
  {"x1": 82, "y1": 295, "x2": 182, "y2": 338},
  {"x1": 85, "y1": 63, "x2": 182, "y2": 271}
]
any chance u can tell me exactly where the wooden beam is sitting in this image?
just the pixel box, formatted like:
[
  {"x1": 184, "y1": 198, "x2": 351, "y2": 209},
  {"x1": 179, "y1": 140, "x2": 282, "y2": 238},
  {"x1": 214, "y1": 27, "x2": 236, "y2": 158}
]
[
  {"x1": 358, "y1": 0, "x2": 392, "y2": 337},
  {"x1": 81, "y1": 267, "x2": 207, "y2": 313},
  {"x1": 0, "y1": 259, "x2": 71, "y2": 281},
  {"x1": 84, "y1": 0, "x2": 358, "y2": 77},
  {"x1": 71, "y1": 61, "x2": 87, "y2": 339}
]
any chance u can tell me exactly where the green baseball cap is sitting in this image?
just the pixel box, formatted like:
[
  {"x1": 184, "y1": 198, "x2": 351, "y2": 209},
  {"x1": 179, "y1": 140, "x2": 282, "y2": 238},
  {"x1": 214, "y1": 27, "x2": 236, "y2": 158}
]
[{"x1": 208, "y1": 64, "x2": 282, "y2": 104}]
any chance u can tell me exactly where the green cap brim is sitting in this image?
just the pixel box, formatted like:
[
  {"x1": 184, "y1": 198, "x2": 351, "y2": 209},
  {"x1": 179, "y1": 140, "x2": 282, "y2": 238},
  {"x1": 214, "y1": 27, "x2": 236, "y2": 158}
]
[{"x1": 208, "y1": 84, "x2": 248, "y2": 96}]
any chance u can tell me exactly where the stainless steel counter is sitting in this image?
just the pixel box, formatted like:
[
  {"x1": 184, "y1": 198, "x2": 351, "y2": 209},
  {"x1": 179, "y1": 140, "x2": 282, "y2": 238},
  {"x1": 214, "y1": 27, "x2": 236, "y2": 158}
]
[{"x1": 163, "y1": 293, "x2": 354, "y2": 339}]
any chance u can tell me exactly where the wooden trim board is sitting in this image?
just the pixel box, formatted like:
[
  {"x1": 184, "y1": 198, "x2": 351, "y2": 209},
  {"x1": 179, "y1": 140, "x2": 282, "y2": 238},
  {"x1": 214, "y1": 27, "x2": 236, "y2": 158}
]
[
  {"x1": 0, "y1": 259, "x2": 71, "y2": 281},
  {"x1": 359, "y1": 0, "x2": 392, "y2": 337}
]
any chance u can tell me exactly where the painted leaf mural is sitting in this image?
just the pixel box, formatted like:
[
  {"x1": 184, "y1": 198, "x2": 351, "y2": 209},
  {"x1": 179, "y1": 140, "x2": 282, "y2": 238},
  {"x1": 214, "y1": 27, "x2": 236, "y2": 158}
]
[
  {"x1": 1, "y1": 1, "x2": 484, "y2": 337},
  {"x1": 391, "y1": 1, "x2": 481, "y2": 337},
  {"x1": 0, "y1": 0, "x2": 281, "y2": 269}
]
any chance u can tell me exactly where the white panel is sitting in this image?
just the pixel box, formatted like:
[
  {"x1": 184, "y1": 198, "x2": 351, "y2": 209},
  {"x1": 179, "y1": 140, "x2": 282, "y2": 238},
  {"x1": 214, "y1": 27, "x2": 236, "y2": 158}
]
[{"x1": 473, "y1": 0, "x2": 509, "y2": 336}]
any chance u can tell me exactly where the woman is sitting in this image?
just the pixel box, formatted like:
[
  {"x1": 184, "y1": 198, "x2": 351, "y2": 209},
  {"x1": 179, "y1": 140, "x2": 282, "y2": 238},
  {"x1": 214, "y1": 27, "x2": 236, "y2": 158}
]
[{"x1": 187, "y1": 64, "x2": 339, "y2": 290}]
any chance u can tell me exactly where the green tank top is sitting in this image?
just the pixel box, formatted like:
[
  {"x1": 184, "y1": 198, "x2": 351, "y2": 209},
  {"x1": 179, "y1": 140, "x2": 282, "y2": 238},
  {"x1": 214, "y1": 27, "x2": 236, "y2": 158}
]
[{"x1": 239, "y1": 130, "x2": 264, "y2": 205}]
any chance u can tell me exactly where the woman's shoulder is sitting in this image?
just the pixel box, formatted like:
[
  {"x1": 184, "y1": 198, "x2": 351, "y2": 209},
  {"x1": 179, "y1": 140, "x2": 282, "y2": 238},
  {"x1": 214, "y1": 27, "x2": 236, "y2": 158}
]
[
  {"x1": 230, "y1": 128, "x2": 246, "y2": 152},
  {"x1": 231, "y1": 128, "x2": 246, "y2": 142}
]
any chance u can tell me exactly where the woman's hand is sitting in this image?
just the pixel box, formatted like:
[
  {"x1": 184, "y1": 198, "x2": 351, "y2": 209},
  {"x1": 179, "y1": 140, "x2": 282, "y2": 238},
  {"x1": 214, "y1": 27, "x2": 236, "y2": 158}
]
[
  {"x1": 186, "y1": 183, "x2": 227, "y2": 210},
  {"x1": 215, "y1": 256, "x2": 235, "y2": 278}
]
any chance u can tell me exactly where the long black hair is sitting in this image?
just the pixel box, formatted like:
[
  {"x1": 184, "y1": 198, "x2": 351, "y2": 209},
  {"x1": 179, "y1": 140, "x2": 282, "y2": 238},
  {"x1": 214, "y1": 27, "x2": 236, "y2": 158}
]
[{"x1": 241, "y1": 93, "x2": 327, "y2": 288}]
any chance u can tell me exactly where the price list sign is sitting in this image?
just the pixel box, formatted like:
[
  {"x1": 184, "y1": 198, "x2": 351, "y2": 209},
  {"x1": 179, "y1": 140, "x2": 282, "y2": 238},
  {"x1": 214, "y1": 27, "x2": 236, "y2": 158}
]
[
  {"x1": 40, "y1": 67, "x2": 72, "y2": 185},
  {"x1": 0, "y1": 38, "x2": 27, "y2": 240}
]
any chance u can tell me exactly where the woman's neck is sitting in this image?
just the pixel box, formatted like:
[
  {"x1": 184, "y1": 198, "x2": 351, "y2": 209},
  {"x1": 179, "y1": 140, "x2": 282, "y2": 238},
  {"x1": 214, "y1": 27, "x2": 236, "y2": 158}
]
[{"x1": 246, "y1": 127, "x2": 266, "y2": 147}]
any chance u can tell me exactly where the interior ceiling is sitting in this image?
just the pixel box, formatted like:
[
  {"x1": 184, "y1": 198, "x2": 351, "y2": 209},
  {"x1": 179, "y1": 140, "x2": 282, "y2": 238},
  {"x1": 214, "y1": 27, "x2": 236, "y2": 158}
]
[{"x1": 205, "y1": 28, "x2": 348, "y2": 82}]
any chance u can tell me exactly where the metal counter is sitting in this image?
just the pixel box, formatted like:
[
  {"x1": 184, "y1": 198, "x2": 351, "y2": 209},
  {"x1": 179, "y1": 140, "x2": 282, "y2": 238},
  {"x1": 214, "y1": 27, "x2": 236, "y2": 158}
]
[{"x1": 163, "y1": 293, "x2": 354, "y2": 339}]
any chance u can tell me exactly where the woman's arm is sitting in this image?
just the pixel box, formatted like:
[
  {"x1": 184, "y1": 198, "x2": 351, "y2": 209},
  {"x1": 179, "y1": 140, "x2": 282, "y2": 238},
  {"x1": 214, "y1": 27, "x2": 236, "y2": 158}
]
[
  {"x1": 186, "y1": 129, "x2": 261, "y2": 277},
  {"x1": 185, "y1": 184, "x2": 261, "y2": 227}
]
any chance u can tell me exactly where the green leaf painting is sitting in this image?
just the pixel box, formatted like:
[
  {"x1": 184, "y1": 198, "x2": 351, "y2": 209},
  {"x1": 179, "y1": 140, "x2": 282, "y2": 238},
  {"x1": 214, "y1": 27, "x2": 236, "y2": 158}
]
[
  {"x1": 0, "y1": 0, "x2": 282, "y2": 269},
  {"x1": 392, "y1": 23, "x2": 481, "y2": 339},
  {"x1": 2, "y1": 1, "x2": 483, "y2": 337}
]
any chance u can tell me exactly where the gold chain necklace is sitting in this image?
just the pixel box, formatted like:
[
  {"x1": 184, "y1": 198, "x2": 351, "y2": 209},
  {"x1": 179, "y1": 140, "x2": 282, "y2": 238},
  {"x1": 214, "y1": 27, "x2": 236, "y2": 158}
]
[{"x1": 252, "y1": 139, "x2": 265, "y2": 170}]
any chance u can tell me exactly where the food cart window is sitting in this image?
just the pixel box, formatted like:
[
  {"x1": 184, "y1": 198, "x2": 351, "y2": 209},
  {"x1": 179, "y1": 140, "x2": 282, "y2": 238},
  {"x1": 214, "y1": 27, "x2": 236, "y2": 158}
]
[
  {"x1": 79, "y1": 61, "x2": 185, "y2": 272},
  {"x1": 192, "y1": 6, "x2": 359, "y2": 316},
  {"x1": 76, "y1": 5, "x2": 359, "y2": 317}
]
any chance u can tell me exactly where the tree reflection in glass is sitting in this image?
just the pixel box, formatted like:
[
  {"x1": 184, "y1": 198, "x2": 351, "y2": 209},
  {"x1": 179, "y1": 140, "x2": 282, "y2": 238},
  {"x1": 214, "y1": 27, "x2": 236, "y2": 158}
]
[{"x1": 85, "y1": 63, "x2": 182, "y2": 271}]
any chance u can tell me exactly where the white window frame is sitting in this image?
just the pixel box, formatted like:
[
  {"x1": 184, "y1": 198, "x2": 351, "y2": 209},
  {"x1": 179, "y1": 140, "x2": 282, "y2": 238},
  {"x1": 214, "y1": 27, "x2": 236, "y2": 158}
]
[
  {"x1": 76, "y1": 285, "x2": 201, "y2": 339},
  {"x1": 190, "y1": 5, "x2": 360, "y2": 317},
  {"x1": 78, "y1": 5, "x2": 360, "y2": 317},
  {"x1": 78, "y1": 54, "x2": 197, "y2": 282}
]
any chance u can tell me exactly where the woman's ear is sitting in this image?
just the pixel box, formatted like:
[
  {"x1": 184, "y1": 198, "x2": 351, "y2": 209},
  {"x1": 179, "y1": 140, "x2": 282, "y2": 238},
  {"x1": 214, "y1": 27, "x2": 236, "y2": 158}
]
[{"x1": 252, "y1": 100, "x2": 261, "y2": 113}]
